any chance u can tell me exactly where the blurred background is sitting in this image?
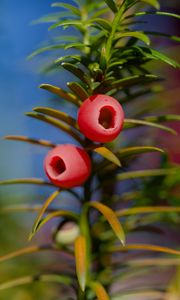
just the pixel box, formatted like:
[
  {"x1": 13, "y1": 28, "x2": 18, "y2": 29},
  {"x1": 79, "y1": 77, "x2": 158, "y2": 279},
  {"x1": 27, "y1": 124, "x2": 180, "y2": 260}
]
[{"x1": 0, "y1": 0, "x2": 180, "y2": 299}]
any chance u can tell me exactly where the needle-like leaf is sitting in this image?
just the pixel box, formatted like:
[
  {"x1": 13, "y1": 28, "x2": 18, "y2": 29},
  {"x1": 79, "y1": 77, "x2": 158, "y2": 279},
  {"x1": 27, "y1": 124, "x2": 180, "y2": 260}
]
[
  {"x1": 26, "y1": 112, "x2": 84, "y2": 145},
  {"x1": 124, "y1": 118, "x2": 177, "y2": 135},
  {"x1": 94, "y1": 146, "x2": 164, "y2": 173},
  {"x1": 33, "y1": 107, "x2": 78, "y2": 130},
  {"x1": 33, "y1": 210, "x2": 78, "y2": 235},
  {"x1": 93, "y1": 146, "x2": 121, "y2": 167},
  {"x1": 75, "y1": 235, "x2": 87, "y2": 291},
  {"x1": 115, "y1": 31, "x2": 150, "y2": 45},
  {"x1": 116, "y1": 206, "x2": 180, "y2": 217},
  {"x1": 0, "y1": 178, "x2": 53, "y2": 186},
  {"x1": 115, "y1": 168, "x2": 177, "y2": 182},
  {"x1": 67, "y1": 82, "x2": 89, "y2": 101},
  {"x1": 0, "y1": 245, "x2": 52, "y2": 263},
  {"x1": 104, "y1": 0, "x2": 118, "y2": 13},
  {"x1": 28, "y1": 190, "x2": 60, "y2": 240},
  {"x1": 61, "y1": 63, "x2": 91, "y2": 86},
  {"x1": 39, "y1": 83, "x2": 80, "y2": 106},
  {"x1": 89, "y1": 281, "x2": 110, "y2": 300},
  {"x1": 109, "y1": 243, "x2": 180, "y2": 256},
  {"x1": 4, "y1": 135, "x2": 55, "y2": 148},
  {"x1": 127, "y1": 11, "x2": 180, "y2": 20},
  {"x1": 0, "y1": 274, "x2": 72, "y2": 291},
  {"x1": 89, "y1": 202, "x2": 125, "y2": 246},
  {"x1": 140, "y1": 0, "x2": 160, "y2": 9},
  {"x1": 51, "y1": 2, "x2": 81, "y2": 16}
]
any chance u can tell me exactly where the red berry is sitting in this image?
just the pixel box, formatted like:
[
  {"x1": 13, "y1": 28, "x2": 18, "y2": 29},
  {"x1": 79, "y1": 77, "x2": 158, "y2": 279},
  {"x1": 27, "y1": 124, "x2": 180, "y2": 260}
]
[
  {"x1": 77, "y1": 94, "x2": 124, "y2": 143},
  {"x1": 44, "y1": 144, "x2": 91, "y2": 188}
]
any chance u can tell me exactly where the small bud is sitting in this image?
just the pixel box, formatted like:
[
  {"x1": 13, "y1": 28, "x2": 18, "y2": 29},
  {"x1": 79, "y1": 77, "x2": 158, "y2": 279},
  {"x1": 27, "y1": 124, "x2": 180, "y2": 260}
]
[{"x1": 55, "y1": 221, "x2": 80, "y2": 245}]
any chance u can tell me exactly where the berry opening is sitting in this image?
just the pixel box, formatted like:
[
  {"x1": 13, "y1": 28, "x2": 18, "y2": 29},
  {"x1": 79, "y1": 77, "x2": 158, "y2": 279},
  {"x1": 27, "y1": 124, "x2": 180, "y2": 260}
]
[
  {"x1": 98, "y1": 106, "x2": 115, "y2": 129},
  {"x1": 50, "y1": 156, "x2": 66, "y2": 176}
]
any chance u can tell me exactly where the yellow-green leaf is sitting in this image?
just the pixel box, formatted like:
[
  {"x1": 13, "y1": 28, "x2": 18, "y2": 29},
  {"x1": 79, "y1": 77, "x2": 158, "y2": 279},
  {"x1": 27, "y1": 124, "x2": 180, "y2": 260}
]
[
  {"x1": 0, "y1": 204, "x2": 42, "y2": 215},
  {"x1": 28, "y1": 190, "x2": 60, "y2": 241},
  {"x1": 91, "y1": 18, "x2": 112, "y2": 32},
  {"x1": 67, "y1": 81, "x2": 89, "y2": 101},
  {"x1": 93, "y1": 146, "x2": 121, "y2": 167},
  {"x1": 94, "y1": 146, "x2": 164, "y2": 173},
  {"x1": 4, "y1": 135, "x2": 55, "y2": 148},
  {"x1": 33, "y1": 107, "x2": 78, "y2": 129},
  {"x1": 32, "y1": 12, "x2": 73, "y2": 25},
  {"x1": 128, "y1": 258, "x2": 180, "y2": 267},
  {"x1": 75, "y1": 235, "x2": 87, "y2": 291},
  {"x1": 104, "y1": 0, "x2": 118, "y2": 13},
  {"x1": 116, "y1": 206, "x2": 180, "y2": 217},
  {"x1": 28, "y1": 44, "x2": 66, "y2": 59},
  {"x1": 34, "y1": 210, "x2": 78, "y2": 234},
  {"x1": 111, "y1": 74, "x2": 157, "y2": 89},
  {"x1": 95, "y1": 74, "x2": 158, "y2": 93},
  {"x1": 116, "y1": 31, "x2": 150, "y2": 45},
  {"x1": 89, "y1": 202, "x2": 125, "y2": 246},
  {"x1": 64, "y1": 42, "x2": 90, "y2": 50},
  {"x1": 144, "y1": 114, "x2": 180, "y2": 123},
  {"x1": 113, "y1": 290, "x2": 164, "y2": 298},
  {"x1": 144, "y1": 31, "x2": 180, "y2": 43},
  {"x1": 0, "y1": 245, "x2": 40, "y2": 263},
  {"x1": 114, "y1": 168, "x2": 177, "y2": 182},
  {"x1": 109, "y1": 243, "x2": 180, "y2": 256},
  {"x1": 99, "y1": 168, "x2": 178, "y2": 188},
  {"x1": 126, "y1": 11, "x2": 180, "y2": 21},
  {"x1": 92, "y1": 7, "x2": 109, "y2": 19},
  {"x1": 0, "y1": 244, "x2": 66, "y2": 264},
  {"x1": 51, "y1": 2, "x2": 81, "y2": 16},
  {"x1": 90, "y1": 281, "x2": 110, "y2": 300},
  {"x1": 0, "y1": 178, "x2": 53, "y2": 186},
  {"x1": 61, "y1": 62, "x2": 91, "y2": 86},
  {"x1": 49, "y1": 20, "x2": 85, "y2": 31},
  {"x1": 39, "y1": 83, "x2": 80, "y2": 106},
  {"x1": 0, "y1": 274, "x2": 71, "y2": 291},
  {"x1": 142, "y1": 47, "x2": 180, "y2": 68},
  {"x1": 140, "y1": 0, "x2": 160, "y2": 9},
  {"x1": 124, "y1": 118, "x2": 177, "y2": 135},
  {"x1": 117, "y1": 146, "x2": 164, "y2": 158},
  {"x1": 25, "y1": 112, "x2": 84, "y2": 145}
]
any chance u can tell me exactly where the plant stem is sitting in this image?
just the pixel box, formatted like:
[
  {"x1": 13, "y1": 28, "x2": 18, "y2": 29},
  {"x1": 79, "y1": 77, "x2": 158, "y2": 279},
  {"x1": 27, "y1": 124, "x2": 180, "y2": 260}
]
[
  {"x1": 78, "y1": 287, "x2": 87, "y2": 300},
  {"x1": 77, "y1": 151, "x2": 93, "y2": 300},
  {"x1": 81, "y1": 5, "x2": 90, "y2": 55},
  {"x1": 106, "y1": 1, "x2": 126, "y2": 62}
]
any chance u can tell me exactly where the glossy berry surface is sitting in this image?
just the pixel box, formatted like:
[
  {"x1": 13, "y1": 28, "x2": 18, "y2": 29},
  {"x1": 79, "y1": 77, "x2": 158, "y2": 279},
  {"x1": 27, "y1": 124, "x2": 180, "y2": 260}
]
[
  {"x1": 44, "y1": 144, "x2": 91, "y2": 188},
  {"x1": 77, "y1": 94, "x2": 124, "y2": 143}
]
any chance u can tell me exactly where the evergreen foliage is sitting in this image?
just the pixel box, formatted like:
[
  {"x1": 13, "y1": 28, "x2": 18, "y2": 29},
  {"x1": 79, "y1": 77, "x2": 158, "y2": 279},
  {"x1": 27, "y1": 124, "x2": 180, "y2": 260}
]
[{"x1": 0, "y1": 0, "x2": 180, "y2": 299}]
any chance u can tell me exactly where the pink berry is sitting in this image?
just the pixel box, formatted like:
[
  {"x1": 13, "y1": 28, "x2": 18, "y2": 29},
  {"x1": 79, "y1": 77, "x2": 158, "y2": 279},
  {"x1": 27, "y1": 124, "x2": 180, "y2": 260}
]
[
  {"x1": 77, "y1": 94, "x2": 124, "y2": 143},
  {"x1": 44, "y1": 144, "x2": 91, "y2": 188}
]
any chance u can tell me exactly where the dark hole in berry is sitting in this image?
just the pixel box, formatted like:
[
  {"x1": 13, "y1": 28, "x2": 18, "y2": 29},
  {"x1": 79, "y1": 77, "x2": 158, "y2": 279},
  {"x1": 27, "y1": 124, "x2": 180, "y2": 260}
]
[
  {"x1": 98, "y1": 106, "x2": 115, "y2": 129},
  {"x1": 50, "y1": 156, "x2": 66, "y2": 176}
]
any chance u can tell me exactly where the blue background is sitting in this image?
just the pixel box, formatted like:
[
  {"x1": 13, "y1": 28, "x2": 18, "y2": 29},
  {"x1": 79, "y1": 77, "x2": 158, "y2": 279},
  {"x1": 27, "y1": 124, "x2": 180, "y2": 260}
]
[{"x1": 0, "y1": 0, "x2": 76, "y2": 189}]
